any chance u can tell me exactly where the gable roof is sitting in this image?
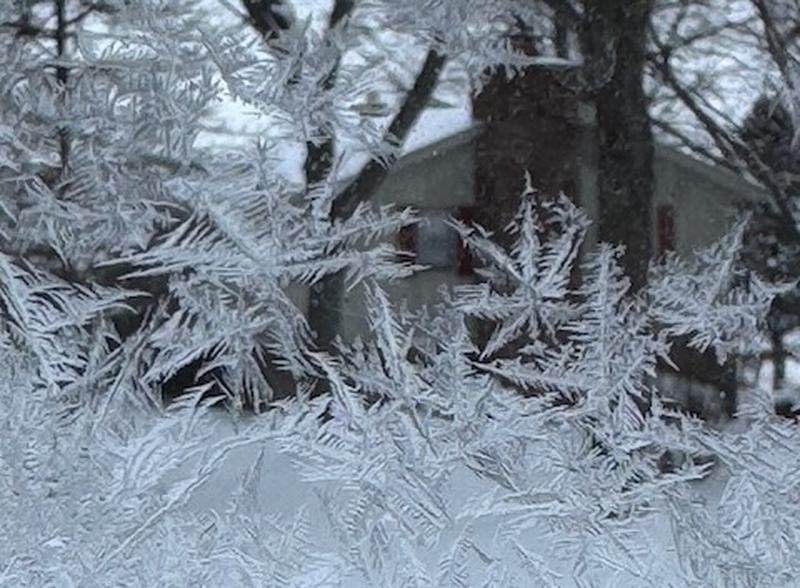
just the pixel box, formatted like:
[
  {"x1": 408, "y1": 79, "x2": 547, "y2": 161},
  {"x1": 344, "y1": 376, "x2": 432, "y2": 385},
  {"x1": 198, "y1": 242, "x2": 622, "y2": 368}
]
[
  {"x1": 654, "y1": 144, "x2": 767, "y2": 203},
  {"x1": 337, "y1": 124, "x2": 770, "y2": 210},
  {"x1": 389, "y1": 124, "x2": 484, "y2": 172}
]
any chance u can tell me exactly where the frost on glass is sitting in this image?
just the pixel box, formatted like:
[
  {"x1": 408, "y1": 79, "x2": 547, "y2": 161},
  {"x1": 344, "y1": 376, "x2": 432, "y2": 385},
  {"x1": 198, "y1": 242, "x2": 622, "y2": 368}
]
[{"x1": 0, "y1": 0, "x2": 798, "y2": 586}]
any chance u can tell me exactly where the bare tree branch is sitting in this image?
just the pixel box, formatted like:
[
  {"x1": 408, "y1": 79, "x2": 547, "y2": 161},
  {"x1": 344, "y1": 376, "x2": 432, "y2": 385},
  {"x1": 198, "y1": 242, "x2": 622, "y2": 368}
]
[
  {"x1": 752, "y1": 0, "x2": 798, "y2": 96},
  {"x1": 329, "y1": 0, "x2": 355, "y2": 29},
  {"x1": 241, "y1": 0, "x2": 291, "y2": 39},
  {"x1": 652, "y1": 119, "x2": 737, "y2": 172},
  {"x1": 331, "y1": 49, "x2": 447, "y2": 220},
  {"x1": 302, "y1": 2, "x2": 358, "y2": 187},
  {"x1": 650, "y1": 34, "x2": 800, "y2": 242},
  {"x1": 540, "y1": 0, "x2": 581, "y2": 27}
]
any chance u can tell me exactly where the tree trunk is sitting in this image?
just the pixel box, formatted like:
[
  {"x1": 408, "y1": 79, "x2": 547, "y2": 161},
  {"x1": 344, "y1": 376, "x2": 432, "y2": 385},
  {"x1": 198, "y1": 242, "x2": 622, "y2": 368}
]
[
  {"x1": 772, "y1": 328, "x2": 786, "y2": 391},
  {"x1": 306, "y1": 50, "x2": 446, "y2": 356},
  {"x1": 55, "y1": 0, "x2": 69, "y2": 170},
  {"x1": 579, "y1": 0, "x2": 654, "y2": 291},
  {"x1": 578, "y1": 1, "x2": 663, "y2": 420},
  {"x1": 305, "y1": 138, "x2": 342, "y2": 358},
  {"x1": 580, "y1": 1, "x2": 738, "y2": 419}
]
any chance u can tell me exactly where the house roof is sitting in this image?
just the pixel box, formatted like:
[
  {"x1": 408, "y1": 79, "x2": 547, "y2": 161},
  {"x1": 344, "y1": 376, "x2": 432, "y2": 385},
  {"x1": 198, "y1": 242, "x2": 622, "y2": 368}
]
[
  {"x1": 389, "y1": 123, "x2": 483, "y2": 172},
  {"x1": 392, "y1": 127, "x2": 768, "y2": 202},
  {"x1": 654, "y1": 144, "x2": 767, "y2": 203},
  {"x1": 338, "y1": 124, "x2": 770, "y2": 210},
  {"x1": 335, "y1": 123, "x2": 482, "y2": 191}
]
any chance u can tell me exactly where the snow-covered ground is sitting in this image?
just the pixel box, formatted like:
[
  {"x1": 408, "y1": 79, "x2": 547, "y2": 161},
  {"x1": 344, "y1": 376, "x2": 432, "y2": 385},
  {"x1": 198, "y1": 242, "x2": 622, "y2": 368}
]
[
  {"x1": 162, "y1": 327, "x2": 800, "y2": 587},
  {"x1": 166, "y1": 409, "x2": 733, "y2": 587}
]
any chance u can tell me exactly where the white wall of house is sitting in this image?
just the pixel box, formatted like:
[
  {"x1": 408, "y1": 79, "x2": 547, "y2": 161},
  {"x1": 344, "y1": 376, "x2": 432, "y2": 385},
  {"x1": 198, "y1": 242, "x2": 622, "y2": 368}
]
[
  {"x1": 338, "y1": 269, "x2": 475, "y2": 341},
  {"x1": 336, "y1": 129, "x2": 479, "y2": 341},
  {"x1": 652, "y1": 146, "x2": 766, "y2": 257},
  {"x1": 304, "y1": 123, "x2": 769, "y2": 344},
  {"x1": 368, "y1": 127, "x2": 480, "y2": 208},
  {"x1": 569, "y1": 99, "x2": 766, "y2": 258}
]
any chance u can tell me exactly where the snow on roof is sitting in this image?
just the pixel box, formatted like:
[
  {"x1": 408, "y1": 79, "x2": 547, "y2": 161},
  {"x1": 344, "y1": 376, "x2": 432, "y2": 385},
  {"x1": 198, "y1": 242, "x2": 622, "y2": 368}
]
[{"x1": 382, "y1": 122, "x2": 481, "y2": 172}]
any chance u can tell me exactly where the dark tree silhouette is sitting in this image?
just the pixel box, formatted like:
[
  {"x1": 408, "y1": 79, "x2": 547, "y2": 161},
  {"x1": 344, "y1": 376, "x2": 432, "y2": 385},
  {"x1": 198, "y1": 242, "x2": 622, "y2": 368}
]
[{"x1": 740, "y1": 95, "x2": 800, "y2": 392}]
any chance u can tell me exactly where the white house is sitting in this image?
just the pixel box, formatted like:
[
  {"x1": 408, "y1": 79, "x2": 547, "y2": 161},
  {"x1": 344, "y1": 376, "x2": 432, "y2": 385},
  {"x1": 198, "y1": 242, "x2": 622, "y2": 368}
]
[{"x1": 327, "y1": 121, "x2": 767, "y2": 345}]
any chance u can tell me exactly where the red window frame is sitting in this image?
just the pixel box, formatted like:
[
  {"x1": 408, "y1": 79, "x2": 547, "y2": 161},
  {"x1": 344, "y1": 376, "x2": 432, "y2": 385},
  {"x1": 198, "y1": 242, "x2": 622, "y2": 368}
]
[
  {"x1": 657, "y1": 204, "x2": 676, "y2": 256},
  {"x1": 397, "y1": 223, "x2": 418, "y2": 262},
  {"x1": 456, "y1": 206, "x2": 476, "y2": 276}
]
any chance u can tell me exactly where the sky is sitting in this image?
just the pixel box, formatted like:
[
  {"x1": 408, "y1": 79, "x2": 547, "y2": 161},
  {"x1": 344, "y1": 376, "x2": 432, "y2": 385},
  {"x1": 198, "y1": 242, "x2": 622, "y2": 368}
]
[
  {"x1": 197, "y1": 0, "x2": 780, "y2": 185},
  {"x1": 196, "y1": 0, "x2": 473, "y2": 183}
]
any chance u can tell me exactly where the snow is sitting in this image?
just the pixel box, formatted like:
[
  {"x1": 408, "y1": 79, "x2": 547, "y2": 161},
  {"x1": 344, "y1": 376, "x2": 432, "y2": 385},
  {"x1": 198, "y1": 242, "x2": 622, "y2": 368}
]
[{"x1": 173, "y1": 410, "x2": 731, "y2": 587}]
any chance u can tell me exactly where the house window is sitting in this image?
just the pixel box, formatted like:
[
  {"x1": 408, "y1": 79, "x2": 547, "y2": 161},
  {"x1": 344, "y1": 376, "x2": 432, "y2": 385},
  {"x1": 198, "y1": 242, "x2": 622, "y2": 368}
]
[
  {"x1": 417, "y1": 216, "x2": 459, "y2": 267},
  {"x1": 456, "y1": 206, "x2": 476, "y2": 276},
  {"x1": 397, "y1": 223, "x2": 418, "y2": 261},
  {"x1": 396, "y1": 211, "x2": 467, "y2": 270},
  {"x1": 657, "y1": 204, "x2": 676, "y2": 255}
]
